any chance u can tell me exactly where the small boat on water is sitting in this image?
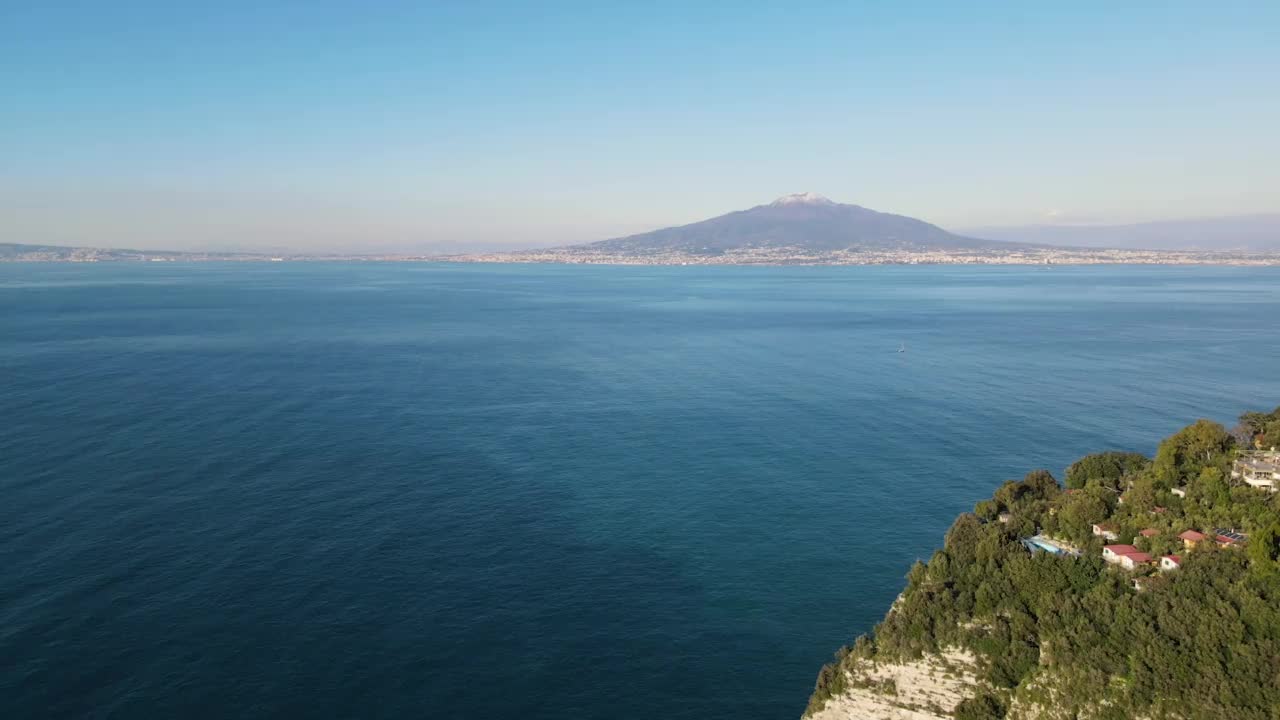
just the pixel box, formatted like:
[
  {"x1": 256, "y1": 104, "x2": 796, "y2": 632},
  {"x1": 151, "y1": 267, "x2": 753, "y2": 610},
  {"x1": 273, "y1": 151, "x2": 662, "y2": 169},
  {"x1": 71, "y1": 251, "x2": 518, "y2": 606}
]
[{"x1": 897, "y1": 343, "x2": 906, "y2": 353}]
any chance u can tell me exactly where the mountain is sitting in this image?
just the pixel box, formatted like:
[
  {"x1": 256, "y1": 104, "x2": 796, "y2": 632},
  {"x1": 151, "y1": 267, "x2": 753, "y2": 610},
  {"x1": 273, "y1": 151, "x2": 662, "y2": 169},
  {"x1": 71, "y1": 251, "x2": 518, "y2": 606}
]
[
  {"x1": 576, "y1": 193, "x2": 1019, "y2": 255},
  {"x1": 964, "y1": 214, "x2": 1280, "y2": 252}
]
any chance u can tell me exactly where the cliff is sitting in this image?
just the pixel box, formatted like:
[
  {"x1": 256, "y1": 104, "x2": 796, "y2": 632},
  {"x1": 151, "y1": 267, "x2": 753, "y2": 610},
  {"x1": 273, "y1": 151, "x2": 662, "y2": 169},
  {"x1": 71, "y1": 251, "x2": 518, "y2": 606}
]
[
  {"x1": 803, "y1": 409, "x2": 1280, "y2": 720},
  {"x1": 806, "y1": 648, "x2": 979, "y2": 720}
]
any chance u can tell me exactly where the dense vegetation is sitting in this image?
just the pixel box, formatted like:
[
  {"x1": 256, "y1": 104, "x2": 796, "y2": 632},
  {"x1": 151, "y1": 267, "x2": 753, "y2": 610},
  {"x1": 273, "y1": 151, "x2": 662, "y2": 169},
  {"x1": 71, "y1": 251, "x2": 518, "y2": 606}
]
[{"x1": 807, "y1": 407, "x2": 1280, "y2": 719}]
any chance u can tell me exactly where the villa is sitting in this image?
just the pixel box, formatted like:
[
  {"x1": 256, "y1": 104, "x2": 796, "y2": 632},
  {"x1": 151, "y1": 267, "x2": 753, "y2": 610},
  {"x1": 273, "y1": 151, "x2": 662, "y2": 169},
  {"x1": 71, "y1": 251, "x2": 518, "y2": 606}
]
[
  {"x1": 1232, "y1": 450, "x2": 1280, "y2": 492},
  {"x1": 1160, "y1": 555, "x2": 1182, "y2": 571},
  {"x1": 1092, "y1": 523, "x2": 1119, "y2": 541}
]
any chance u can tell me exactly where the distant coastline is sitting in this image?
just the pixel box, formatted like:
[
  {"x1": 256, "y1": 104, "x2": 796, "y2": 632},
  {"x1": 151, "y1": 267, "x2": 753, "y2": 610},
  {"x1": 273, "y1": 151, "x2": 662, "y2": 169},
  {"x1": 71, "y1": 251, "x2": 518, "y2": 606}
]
[
  {"x1": 5, "y1": 242, "x2": 1280, "y2": 266},
  {"x1": 445, "y1": 247, "x2": 1280, "y2": 267}
]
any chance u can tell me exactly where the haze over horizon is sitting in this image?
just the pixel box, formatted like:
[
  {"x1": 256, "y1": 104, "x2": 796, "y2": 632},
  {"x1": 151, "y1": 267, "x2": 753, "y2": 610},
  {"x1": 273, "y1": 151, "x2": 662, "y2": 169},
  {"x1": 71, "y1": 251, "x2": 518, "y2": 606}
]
[{"x1": 4, "y1": 2, "x2": 1279, "y2": 252}]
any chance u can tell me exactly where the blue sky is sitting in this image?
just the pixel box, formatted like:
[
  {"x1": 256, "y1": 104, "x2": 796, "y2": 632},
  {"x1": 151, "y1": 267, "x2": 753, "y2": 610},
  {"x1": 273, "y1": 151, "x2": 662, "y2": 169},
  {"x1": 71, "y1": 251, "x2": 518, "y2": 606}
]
[{"x1": 3, "y1": 1, "x2": 1278, "y2": 251}]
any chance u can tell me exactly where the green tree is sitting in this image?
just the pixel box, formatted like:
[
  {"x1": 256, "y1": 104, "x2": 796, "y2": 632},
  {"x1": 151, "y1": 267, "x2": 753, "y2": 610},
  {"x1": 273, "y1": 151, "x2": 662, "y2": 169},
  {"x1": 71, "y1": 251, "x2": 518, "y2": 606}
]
[
  {"x1": 1189, "y1": 466, "x2": 1230, "y2": 509},
  {"x1": 955, "y1": 691, "x2": 1007, "y2": 719},
  {"x1": 974, "y1": 499, "x2": 1000, "y2": 522},
  {"x1": 1151, "y1": 419, "x2": 1233, "y2": 487},
  {"x1": 1261, "y1": 418, "x2": 1280, "y2": 450},
  {"x1": 1065, "y1": 451, "x2": 1149, "y2": 490},
  {"x1": 945, "y1": 514, "x2": 984, "y2": 566},
  {"x1": 1238, "y1": 407, "x2": 1280, "y2": 448},
  {"x1": 1247, "y1": 521, "x2": 1280, "y2": 569},
  {"x1": 1059, "y1": 486, "x2": 1113, "y2": 541},
  {"x1": 1021, "y1": 469, "x2": 1059, "y2": 500},
  {"x1": 1125, "y1": 473, "x2": 1159, "y2": 511}
]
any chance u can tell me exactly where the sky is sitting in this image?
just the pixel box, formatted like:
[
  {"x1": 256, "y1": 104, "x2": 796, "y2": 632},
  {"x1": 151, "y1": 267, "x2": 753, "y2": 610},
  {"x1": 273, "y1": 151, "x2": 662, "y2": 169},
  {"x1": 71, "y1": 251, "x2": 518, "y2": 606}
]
[{"x1": 3, "y1": 1, "x2": 1279, "y2": 252}]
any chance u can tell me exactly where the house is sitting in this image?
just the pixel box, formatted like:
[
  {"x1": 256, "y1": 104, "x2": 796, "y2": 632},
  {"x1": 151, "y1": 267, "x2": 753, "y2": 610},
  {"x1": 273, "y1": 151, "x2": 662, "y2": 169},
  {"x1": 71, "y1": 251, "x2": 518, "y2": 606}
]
[
  {"x1": 1103, "y1": 544, "x2": 1151, "y2": 570},
  {"x1": 1178, "y1": 530, "x2": 1207, "y2": 549},
  {"x1": 1160, "y1": 555, "x2": 1182, "y2": 571},
  {"x1": 1137, "y1": 528, "x2": 1159, "y2": 539},
  {"x1": 997, "y1": 512, "x2": 1012, "y2": 524},
  {"x1": 1102, "y1": 544, "x2": 1139, "y2": 563},
  {"x1": 1118, "y1": 551, "x2": 1152, "y2": 570},
  {"x1": 1103, "y1": 543, "x2": 1136, "y2": 562},
  {"x1": 1232, "y1": 451, "x2": 1280, "y2": 492},
  {"x1": 1092, "y1": 523, "x2": 1119, "y2": 541},
  {"x1": 1215, "y1": 528, "x2": 1247, "y2": 548}
]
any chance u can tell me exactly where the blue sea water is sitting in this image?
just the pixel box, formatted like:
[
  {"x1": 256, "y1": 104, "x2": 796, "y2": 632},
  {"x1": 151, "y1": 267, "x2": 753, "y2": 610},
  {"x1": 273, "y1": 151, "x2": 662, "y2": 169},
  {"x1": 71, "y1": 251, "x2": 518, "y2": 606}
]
[{"x1": 2, "y1": 262, "x2": 1279, "y2": 720}]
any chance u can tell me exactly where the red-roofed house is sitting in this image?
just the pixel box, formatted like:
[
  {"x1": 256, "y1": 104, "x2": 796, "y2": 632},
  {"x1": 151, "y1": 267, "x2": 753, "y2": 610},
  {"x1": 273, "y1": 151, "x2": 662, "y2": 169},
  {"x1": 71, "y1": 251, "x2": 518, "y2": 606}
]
[
  {"x1": 1102, "y1": 544, "x2": 1138, "y2": 562},
  {"x1": 1179, "y1": 530, "x2": 1207, "y2": 549},
  {"x1": 1135, "y1": 528, "x2": 1159, "y2": 543},
  {"x1": 1118, "y1": 551, "x2": 1152, "y2": 570},
  {"x1": 1103, "y1": 544, "x2": 1151, "y2": 570},
  {"x1": 1160, "y1": 555, "x2": 1182, "y2": 571}
]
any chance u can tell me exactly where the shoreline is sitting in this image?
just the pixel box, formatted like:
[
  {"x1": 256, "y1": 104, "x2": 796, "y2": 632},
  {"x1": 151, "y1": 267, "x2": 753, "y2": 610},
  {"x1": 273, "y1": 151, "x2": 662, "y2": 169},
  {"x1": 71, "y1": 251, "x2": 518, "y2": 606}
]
[{"x1": 5, "y1": 255, "x2": 1280, "y2": 267}]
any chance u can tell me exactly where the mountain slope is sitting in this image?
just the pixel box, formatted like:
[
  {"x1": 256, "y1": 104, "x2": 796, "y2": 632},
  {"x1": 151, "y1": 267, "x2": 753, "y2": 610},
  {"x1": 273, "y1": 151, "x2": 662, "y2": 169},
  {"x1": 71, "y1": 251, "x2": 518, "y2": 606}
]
[{"x1": 577, "y1": 194, "x2": 1019, "y2": 255}]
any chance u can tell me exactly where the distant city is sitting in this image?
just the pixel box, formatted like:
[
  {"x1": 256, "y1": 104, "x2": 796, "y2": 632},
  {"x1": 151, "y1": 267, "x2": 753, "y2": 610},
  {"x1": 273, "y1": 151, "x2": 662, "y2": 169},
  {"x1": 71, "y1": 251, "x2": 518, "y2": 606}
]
[{"x1": 447, "y1": 246, "x2": 1280, "y2": 267}]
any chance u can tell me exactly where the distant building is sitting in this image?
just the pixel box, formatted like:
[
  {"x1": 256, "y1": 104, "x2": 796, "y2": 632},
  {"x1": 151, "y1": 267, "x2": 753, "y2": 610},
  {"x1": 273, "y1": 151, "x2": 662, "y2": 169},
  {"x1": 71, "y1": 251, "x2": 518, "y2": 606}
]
[
  {"x1": 997, "y1": 512, "x2": 1012, "y2": 524},
  {"x1": 1160, "y1": 555, "x2": 1182, "y2": 571},
  {"x1": 1092, "y1": 523, "x2": 1119, "y2": 541}
]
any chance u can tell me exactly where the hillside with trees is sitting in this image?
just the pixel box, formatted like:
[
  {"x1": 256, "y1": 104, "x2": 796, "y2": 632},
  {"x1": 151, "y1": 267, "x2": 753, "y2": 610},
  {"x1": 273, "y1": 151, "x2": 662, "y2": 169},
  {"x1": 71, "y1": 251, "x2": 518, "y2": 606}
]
[{"x1": 805, "y1": 407, "x2": 1280, "y2": 720}]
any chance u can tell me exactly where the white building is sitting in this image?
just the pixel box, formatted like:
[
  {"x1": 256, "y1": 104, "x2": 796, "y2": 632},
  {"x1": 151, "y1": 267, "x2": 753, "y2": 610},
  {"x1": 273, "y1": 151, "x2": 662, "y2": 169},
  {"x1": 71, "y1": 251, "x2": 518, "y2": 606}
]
[{"x1": 1232, "y1": 452, "x2": 1279, "y2": 492}]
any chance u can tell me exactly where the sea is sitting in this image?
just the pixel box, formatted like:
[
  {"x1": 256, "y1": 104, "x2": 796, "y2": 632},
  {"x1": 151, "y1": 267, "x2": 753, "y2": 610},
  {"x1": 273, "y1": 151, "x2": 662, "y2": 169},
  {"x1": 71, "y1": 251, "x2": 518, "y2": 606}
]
[{"x1": 2, "y1": 262, "x2": 1279, "y2": 719}]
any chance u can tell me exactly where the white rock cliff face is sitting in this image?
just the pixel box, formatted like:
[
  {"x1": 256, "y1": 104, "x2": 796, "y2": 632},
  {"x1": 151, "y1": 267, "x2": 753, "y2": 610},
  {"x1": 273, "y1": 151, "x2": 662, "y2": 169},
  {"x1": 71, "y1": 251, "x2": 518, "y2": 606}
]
[{"x1": 806, "y1": 649, "x2": 981, "y2": 720}]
